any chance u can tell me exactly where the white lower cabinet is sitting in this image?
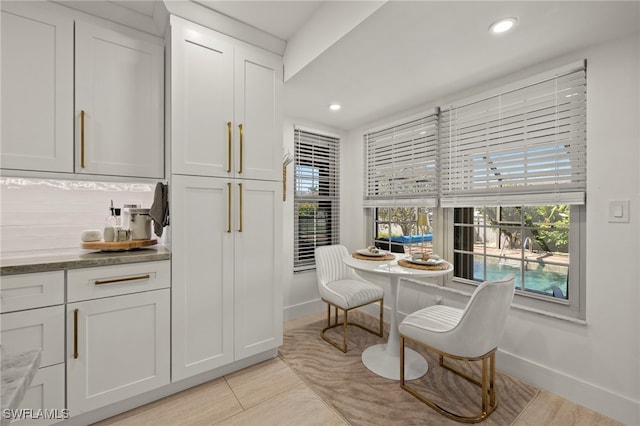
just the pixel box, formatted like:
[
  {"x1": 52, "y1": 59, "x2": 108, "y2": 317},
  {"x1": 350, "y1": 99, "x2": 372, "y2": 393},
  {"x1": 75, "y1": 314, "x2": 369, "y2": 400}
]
[
  {"x1": 1, "y1": 270, "x2": 66, "y2": 424},
  {"x1": 67, "y1": 289, "x2": 170, "y2": 415},
  {"x1": 1, "y1": 305, "x2": 65, "y2": 368},
  {"x1": 11, "y1": 364, "x2": 66, "y2": 425}
]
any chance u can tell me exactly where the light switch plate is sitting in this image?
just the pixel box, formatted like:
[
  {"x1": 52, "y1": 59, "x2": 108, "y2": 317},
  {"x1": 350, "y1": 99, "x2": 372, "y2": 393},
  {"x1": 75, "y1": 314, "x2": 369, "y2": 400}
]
[{"x1": 609, "y1": 200, "x2": 630, "y2": 223}]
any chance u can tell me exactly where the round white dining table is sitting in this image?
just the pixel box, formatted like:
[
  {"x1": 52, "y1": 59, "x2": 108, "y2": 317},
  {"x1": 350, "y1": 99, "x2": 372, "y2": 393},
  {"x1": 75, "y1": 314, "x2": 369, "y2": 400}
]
[{"x1": 342, "y1": 253, "x2": 453, "y2": 380}]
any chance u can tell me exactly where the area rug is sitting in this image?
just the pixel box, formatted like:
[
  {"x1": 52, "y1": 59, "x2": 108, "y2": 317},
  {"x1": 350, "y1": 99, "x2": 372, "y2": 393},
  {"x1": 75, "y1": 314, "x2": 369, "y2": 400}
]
[{"x1": 279, "y1": 312, "x2": 539, "y2": 426}]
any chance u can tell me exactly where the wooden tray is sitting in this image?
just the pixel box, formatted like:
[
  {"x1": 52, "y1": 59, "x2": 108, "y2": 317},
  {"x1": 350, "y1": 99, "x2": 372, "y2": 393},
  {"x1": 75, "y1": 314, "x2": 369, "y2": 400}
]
[{"x1": 81, "y1": 239, "x2": 157, "y2": 252}]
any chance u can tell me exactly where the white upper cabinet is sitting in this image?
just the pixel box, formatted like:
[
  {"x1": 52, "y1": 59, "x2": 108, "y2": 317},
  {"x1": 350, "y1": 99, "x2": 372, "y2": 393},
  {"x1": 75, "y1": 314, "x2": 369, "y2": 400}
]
[
  {"x1": 171, "y1": 16, "x2": 282, "y2": 181},
  {"x1": 170, "y1": 18, "x2": 234, "y2": 178},
  {"x1": 234, "y1": 45, "x2": 282, "y2": 181},
  {"x1": 75, "y1": 20, "x2": 164, "y2": 178},
  {"x1": 0, "y1": 1, "x2": 164, "y2": 179},
  {"x1": 0, "y1": 1, "x2": 74, "y2": 173}
]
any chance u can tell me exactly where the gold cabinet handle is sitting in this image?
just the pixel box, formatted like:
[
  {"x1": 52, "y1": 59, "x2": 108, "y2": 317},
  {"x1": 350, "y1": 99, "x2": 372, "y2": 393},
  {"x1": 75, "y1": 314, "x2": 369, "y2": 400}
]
[
  {"x1": 238, "y1": 124, "x2": 243, "y2": 174},
  {"x1": 94, "y1": 274, "x2": 151, "y2": 285},
  {"x1": 73, "y1": 309, "x2": 79, "y2": 359},
  {"x1": 227, "y1": 122, "x2": 232, "y2": 173},
  {"x1": 80, "y1": 110, "x2": 86, "y2": 168},
  {"x1": 238, "y1": 183, "x2": 243, "y2": 232},
  {"x1": 227, "y1": 182, "x2": 232, "y2": 233}
]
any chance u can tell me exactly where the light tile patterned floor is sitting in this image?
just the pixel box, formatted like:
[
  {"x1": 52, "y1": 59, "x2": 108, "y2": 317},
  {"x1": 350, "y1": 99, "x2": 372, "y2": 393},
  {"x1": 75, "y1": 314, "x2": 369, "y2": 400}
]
[{"x1": 95, "y1": 313, "x2": 620, "y2": 426}]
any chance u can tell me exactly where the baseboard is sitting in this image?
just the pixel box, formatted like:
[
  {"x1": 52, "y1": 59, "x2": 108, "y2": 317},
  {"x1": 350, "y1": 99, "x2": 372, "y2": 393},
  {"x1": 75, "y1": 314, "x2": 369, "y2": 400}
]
[
  {"x1": 497, "y1": 349, "x2": 640, "y2": 425},
  {"x1": 283, "y1": 298, "x2": 325, "y2": 322}
]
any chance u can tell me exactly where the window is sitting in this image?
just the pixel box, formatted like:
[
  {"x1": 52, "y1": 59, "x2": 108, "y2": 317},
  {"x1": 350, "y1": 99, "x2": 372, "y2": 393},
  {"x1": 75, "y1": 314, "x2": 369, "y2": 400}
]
[
  {"x1": 373, "y1": 207, "x2": 435, "y2": 255},
  {"x1": 452, "y1": 205, "x2": 585, "y2": 318},
  {"x1": 363, "y1": 112, "x2": 439, "y2": 256},
  {"x1": 362, "y1": 61, "x2": 587, "y2": 319},
  {"x1": 441, "y1": 61, "x2": 587, "y2": 318},
  {"x1": 294, "y1": 128, "x2": 340, "y2": 271}
]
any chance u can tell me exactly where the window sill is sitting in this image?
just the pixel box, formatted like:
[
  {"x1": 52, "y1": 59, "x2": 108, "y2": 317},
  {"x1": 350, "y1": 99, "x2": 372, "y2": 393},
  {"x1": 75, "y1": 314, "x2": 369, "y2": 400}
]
[
  {"x1": 403, "y1": 277, "x2": 587, "y2": 325},
  {"x1": 509, "y1": 302, "x2": 587, "y2": 325}
]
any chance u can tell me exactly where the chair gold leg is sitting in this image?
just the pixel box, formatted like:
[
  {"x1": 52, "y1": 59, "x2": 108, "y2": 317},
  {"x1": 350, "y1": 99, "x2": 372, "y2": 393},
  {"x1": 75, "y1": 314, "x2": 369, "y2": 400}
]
[
  {"x1": 343, "y1": 309, "x2": 348, "y2": 351},
  {"x1": 489, "y1": 353, "x2": 496, "y2": 407},
  {"x1": 378, "y1": 298, "x2": 384, "y2": 336},
  {"x1": 320, "y1": 299, "x2": 384, "y2": 353},
  {"x1": 399, "y1": 335, "x2": 499, "y2": 423},
  {"x1": 400, "y1": 335, "x2": 405, "y2": 386}
]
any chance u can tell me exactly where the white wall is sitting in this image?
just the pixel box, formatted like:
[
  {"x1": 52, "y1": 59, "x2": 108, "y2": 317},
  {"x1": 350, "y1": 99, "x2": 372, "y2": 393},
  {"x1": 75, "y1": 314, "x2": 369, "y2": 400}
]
[{"x1": 284, "y1": 32, "x2": 640, "y2": 423}]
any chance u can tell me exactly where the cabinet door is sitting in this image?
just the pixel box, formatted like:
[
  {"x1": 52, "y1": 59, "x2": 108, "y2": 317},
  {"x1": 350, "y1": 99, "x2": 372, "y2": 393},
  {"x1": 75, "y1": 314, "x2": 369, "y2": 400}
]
[
  {"x1": 1, "y1": 305, "x2": 65, "y2": 368},
  {"x1": 234, "y1": 44, "x2": 283, "y2": 181},
  {"x1": 233, "y1": 180, "x2": 283, "y2": 360},
  {"x1": 171, "y1": 17, "x2": 234, "y2": 178},
  {"x1": 67, "y1": 290, "x2": 170, "y2": 415},
  {"x1": 13, "y1": 364, "x2": 66, "y2": 426},
  {"x1": 75, "y1": 20, "x2": 164, "y2": 178},
  {"x1": 171, "y1": 175, "x2": 234, "y2": 381},
  {"x1": 0, "y1": 1, "x2": 73, "y2": 172}
]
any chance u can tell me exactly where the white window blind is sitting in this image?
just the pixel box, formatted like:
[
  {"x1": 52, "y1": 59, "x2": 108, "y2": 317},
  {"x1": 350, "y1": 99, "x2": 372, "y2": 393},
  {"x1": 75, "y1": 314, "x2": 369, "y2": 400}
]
[
  {"x1": 440, "y1": 61, "x2": 586, "y2": 207},
  {"x1": 294, "y1": 128, "x2": 340, "y2": 271},
  {"x1": 364, "y1": 111, "x2": 439, "y2": 207}
]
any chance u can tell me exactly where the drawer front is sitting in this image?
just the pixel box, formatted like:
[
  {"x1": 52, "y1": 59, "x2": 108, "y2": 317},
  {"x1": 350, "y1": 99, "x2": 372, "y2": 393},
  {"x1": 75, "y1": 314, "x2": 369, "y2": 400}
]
[
  {"x1": 1, "y1": 271, "x2": 65, "y2": 313},
  {"x1": 12, "y1": 364, "x2": 67, "y2": 425},
  {"x1": 67, "y1": 261, "x2": 170, "y2": 302},
  {"x1": 1, "y1": 305, "x2": 65, "y2": 368}
]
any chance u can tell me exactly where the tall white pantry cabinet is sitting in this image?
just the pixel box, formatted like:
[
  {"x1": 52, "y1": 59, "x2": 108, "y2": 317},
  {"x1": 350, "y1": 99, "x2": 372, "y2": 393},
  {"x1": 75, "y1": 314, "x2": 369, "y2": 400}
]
[{"x1": 170, "y1": 16, "x2": 283, "y2": 381}]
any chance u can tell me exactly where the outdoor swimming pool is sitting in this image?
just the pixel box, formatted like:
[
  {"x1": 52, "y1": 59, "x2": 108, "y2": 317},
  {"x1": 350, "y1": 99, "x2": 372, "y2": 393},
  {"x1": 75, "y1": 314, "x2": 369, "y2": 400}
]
[{"x1": 474, "y1": 259, "x2": 568, "y2": 299}]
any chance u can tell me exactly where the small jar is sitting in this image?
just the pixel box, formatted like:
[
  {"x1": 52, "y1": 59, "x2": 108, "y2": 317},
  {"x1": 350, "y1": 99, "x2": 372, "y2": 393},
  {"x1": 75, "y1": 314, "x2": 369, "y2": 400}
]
[{"x1": 130, "y1": 208, "x2": 152, "y2": 240}]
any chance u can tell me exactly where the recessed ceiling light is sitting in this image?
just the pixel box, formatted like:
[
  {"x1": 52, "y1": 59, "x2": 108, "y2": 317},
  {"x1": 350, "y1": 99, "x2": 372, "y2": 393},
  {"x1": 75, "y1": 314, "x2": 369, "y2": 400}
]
[
  {"x1": 489, "y1": 17, "x2": 518, "y2": 34},
  {"x1": 329, "y1": 104, "x2": 341, "y2": 111}
]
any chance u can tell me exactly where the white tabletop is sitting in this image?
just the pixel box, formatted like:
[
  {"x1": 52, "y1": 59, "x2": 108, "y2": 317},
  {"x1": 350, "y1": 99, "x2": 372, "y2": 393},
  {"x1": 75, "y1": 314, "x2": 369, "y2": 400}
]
[{"x1": 343, "y1": 253, "x2": 453, "y2": 278}]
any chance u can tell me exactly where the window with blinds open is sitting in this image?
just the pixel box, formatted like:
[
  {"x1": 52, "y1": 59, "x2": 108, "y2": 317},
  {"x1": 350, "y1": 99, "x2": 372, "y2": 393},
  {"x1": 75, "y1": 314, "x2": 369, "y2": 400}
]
[
  {"x1": 294, "y1": 128, "x2": 340, "y2": 271},
  {"x1": 364, "y1": 111, "x2": 438, "y2": 207},
  {"x1": 440, "y1": 61, "x2": 586, "y2": 207}
]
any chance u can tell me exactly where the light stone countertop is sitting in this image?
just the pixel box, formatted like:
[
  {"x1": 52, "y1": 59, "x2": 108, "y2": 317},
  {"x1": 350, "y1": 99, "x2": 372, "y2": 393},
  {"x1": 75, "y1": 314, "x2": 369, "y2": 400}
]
[
  {"x1": 0, "y1": 246, "x2": 171, "y2": 276},
  {"x1": 0, "y1": 349, "x2": 41, "y2": 425}
]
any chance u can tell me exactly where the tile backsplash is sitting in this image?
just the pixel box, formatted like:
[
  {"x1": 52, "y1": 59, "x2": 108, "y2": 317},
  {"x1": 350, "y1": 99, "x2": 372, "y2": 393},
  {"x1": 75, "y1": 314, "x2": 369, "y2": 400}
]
[{"x1": 0, "y1": 178, "x2": 157, "y2": 253}]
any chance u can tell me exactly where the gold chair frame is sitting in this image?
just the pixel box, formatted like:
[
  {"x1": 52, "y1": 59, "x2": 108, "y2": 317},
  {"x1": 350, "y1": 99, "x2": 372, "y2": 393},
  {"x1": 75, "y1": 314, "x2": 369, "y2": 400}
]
[
  {"x1": 400, "y1": 335, "x2": 498, "y2": 423},
  {"x1": 321, "y1": 298, "x2": 384, "y2": 353}
]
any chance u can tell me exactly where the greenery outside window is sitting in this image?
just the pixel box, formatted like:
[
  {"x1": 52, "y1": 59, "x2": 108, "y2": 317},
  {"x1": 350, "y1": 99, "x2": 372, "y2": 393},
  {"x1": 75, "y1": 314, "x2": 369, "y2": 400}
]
[{"x1": 294, "y1": 128, "x2": 340, "y2": 271}]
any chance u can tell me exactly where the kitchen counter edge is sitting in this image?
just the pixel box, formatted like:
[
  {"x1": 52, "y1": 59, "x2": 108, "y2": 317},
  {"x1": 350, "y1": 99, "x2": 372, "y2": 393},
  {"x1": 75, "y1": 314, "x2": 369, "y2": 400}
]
[{"x1": 0, "y1": 247, "x2": 171, "y2": 276}]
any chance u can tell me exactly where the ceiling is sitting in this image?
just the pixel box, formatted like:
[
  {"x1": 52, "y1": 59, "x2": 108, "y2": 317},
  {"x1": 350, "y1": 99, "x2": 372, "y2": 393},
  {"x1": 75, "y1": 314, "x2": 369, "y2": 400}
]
[
  {"x1": 195, "y1": 1, "x2": 323, "y2": 40},
  {"x1": 199, "y1": 1, "x2": 639, "y2": 132}
]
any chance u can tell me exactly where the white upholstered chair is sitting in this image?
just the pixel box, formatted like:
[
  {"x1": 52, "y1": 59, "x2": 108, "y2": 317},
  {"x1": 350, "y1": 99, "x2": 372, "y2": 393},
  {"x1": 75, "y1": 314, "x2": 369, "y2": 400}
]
[
  {"x1": 315, "y1": 245, "x2": 384, "y2": 353},
  {"x1": 399, "y1": 274, "x2": 516, "y2": 423}
]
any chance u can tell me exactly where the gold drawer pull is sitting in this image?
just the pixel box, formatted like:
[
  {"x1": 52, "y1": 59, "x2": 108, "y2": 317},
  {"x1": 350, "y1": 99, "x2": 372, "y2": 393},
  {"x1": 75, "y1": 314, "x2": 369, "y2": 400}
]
[
  {"x1": 227, "y1": 121, "x2": 232, "y2": 173},
  {"x1": 94, "y1": 274, "x2": 151, "y2": 285},
  {"x1": 238, "y1": 183, "x2": 243, "y2": 232},
  {"x1": 238, "y1": 124, "x2": 244, "y2": 173},
  {"x1": 80, "y1": 110, "x2": 86, "y2": 168},
  {"x1": 73, "y1": 309, "x2": 79, "y2": 359},
  {"x1": 227, "y1": 182, "x2": 232, "y2": 233}
]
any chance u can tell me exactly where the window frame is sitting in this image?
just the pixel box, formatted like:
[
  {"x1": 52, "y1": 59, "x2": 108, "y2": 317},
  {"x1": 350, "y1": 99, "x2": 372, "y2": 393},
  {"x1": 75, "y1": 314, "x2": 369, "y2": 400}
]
[{"x1": 442, "y1": 204, "x2": 586, "y2": 319}]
